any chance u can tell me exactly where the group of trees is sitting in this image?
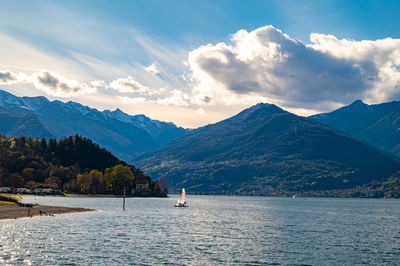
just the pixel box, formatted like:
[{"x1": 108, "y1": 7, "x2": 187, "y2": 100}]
[
  {"x1": 0, "y1": 134, "x2": 167, "y2": 196},
  {"x1": 76, "y1": 165, "x2": 134, "y2": 194}
]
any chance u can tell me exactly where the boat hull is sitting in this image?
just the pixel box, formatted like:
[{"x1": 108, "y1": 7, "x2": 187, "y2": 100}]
[{"x1": 174, "y1": 204, "x2": 188, "y2": 207}]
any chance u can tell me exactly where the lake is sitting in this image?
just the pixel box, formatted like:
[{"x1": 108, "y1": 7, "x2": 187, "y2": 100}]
[{"x1": 1, "y1": 196, "x2": 399, "y2": 265}]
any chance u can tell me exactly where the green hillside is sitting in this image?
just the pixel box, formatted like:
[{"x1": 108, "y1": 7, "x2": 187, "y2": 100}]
[
  {"x1": 0, "y1": 134, "x2": 167, "y2": 197},
  {"x1": 136, "y1": 103, "x2": 400, "y2": 196}
]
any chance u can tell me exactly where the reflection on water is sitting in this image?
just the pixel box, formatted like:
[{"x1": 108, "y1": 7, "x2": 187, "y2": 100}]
[{"x1": 1, "y1": 196, "x2": 400, "y2": 265}]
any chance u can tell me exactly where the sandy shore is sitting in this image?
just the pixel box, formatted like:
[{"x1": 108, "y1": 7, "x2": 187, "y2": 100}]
[{"x1": 0, "y1": 204, "x2": 95, "y2": 220}]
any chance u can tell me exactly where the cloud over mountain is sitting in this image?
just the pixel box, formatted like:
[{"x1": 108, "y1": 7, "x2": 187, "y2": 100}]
[
  {"x1": 109, "y1": 77, "x2": 149, "y2": 93},
  {"x1": 117, "y1": 89, "x2": 190, "y2": 107},
  {"x1": 309, "y1": 33, "x2": 400, "y2": 103},
  {"x1": 0, "y1": 68, "x2": 191, "y2": 107},
  {"x1": 3, "y1": 25, "x2": 400, "y2": 119},
  {"x1": 32, "y1": 70, "x2": 97, "y2": 97},
  {"x1": 0, "y1": 70, "x2": 18, "y2": 84},
  {"x1": 188, "y1": 25, "x2": 400, "y2": 110},
  {"x1": 0, "y1": 69, "x2": 97, "y2": 97}
]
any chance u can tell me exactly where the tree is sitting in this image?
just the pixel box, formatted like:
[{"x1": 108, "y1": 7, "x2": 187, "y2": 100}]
[
  {"x1": 45, "y1": 176, "x2": 62, "y2": 189},
  {"x1": 77, "y1": 173, "x2": 93, "y2": 194},
  {"x1": 63, "y1": 179, "x2": 79, "y2": 192},
  {"x1": 10, "y1": 173, "x2": 24, "y2": 187},
  {"x1": 105, "y1": 164, "x2": 135, "y2": 194},
  {"x1": 0, "y1": 167, "x2": 10, "y2": 186},
  {"x1": 21, "y1": 168, "x2": 34, "y2": 181},
  {"x1": 88, "y1": 169, "x2": 106, "y2": 194},
  {"x1": 25, "y1": 180, "x2": 39, "y2": 189}
]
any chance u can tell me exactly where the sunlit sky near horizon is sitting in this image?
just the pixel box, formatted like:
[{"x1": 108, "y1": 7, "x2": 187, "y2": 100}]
[{"x1": 1, "y1": 0, "x2": 400, "y2": 127}]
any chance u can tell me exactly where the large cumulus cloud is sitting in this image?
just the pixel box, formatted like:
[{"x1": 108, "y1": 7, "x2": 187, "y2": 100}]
[
  {"x1": 309, "y1": 33, "x2": 400, "y2": 103},
  {"x1": 188, "y1": 25, "x2": 400, "y2": 110}
]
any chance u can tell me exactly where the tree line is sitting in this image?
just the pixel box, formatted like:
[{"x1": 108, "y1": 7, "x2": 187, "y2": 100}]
[{"x1": 0, "y1": 134, "x2": 167, "y2": 196}]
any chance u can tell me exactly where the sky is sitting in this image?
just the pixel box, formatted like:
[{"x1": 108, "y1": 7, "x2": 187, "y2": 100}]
[{"x1": 1, "y1": 0, "x2": 400, "y2": 128}]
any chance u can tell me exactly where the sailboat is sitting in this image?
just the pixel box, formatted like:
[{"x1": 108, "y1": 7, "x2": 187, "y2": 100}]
[{"x1": 175, "y1": 188, "x2": 187, "y2": 207}]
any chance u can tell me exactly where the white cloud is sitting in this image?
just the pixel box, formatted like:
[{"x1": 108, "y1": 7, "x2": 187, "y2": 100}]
[
  {"x1": 31, "y1": 70, "x2": 96, "y2": 97},
  {"x1": 109, "y1": 77, "x2": 149, "y2": 93},
  {"x1": 0, "y1": 69, "x2": 18, "y2": 84},
  {"x1": 90, "y1": 80, "x2": 108, "y2": 88},
  {"x1": 116, "y1": 88, "x2": 190, "y2": 107},
  {"x1": 144, "y1": 63, "x2": 160, "y2": 75},
  {"x1": 0, "y1": 69, "x2": 96, "y2": 97},
  {"x1": 188, "y1": 25, "x2": 400, "y2": 110},
  {"x1": 308, "y1": 34, "x2": 400, "y2": 103},
  {"x1": 0, "y1": 67, "x2": 189, "y2": 107},
  {"x1": 155, "y1": 89, "x2": 190, "y2": 106},
  {"x1": 116, "y1": 96, "x2": 147, "y2": 104}
]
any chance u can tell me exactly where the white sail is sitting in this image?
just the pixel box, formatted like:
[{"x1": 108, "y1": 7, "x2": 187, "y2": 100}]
[
  {"x1": 176, "y1": 195, "x2": 183, "y2": 205},
  {"x1": 181, "y1": 188, "x2": 186, "y2": 204},
  {"x1": 175, "y1": 188, "x2": 187, "y2": 206}
]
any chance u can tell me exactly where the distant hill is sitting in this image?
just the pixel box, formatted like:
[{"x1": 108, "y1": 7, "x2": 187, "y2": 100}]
[
  {"x1": 135, "y1": 103, "x2": 400, "y2": 195},
  {"x1": 0, "y1": 89, "x2": 188, "y2": 162},
  {"x1": 310, "y1": 100, "x2": 400, "y2": 158}
]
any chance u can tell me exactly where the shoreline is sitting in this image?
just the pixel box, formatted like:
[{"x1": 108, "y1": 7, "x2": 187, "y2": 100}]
[
  {"x1": 3, "y1": 192, "x2": 399, "y2": 199},
  {"x1": 1, "y1": 193, "x2": 168, "y2": 198},
  {"x1": 0, "y1": 204, "x2": 95, "y2": 220}
]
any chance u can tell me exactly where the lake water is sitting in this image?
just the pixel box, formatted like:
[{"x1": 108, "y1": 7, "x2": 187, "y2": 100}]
[{"x1": 1, "y1": 196, "x2": 399, "y2": 265}]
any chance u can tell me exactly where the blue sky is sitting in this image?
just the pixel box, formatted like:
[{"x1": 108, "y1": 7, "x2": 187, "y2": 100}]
[{"x1": 1, "y1": 0, "x2": 400, "y2": 127}]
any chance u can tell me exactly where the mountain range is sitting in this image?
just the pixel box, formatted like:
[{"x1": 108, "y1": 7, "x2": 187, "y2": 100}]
[
  {"x1": 310, "y1": 100, "x2": 400, "y2": 158},
  {"x1": 0, "y1": 89, "x2": 188, "y2": 162},
  {"x1": 135, "y1": 103, "x2": 400, "y2": 195},
  {"x1": 2, "y1": 89, "x2": 400, "y2": 196}
]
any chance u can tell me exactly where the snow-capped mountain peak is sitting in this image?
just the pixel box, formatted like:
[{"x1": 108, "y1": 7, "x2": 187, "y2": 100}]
[{"x1": 0, "y1": 89, "x2": 188, "y2": 161}]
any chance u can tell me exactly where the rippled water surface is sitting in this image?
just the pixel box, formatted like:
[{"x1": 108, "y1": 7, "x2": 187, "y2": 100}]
[{"x1": 1, "y1": 196, "x2": 399, "y2": 265}]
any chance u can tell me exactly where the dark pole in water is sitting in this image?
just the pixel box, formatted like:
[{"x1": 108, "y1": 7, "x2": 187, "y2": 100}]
[{"x1": 123, "y1": 186, "x2": 126, "y2": 211}]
